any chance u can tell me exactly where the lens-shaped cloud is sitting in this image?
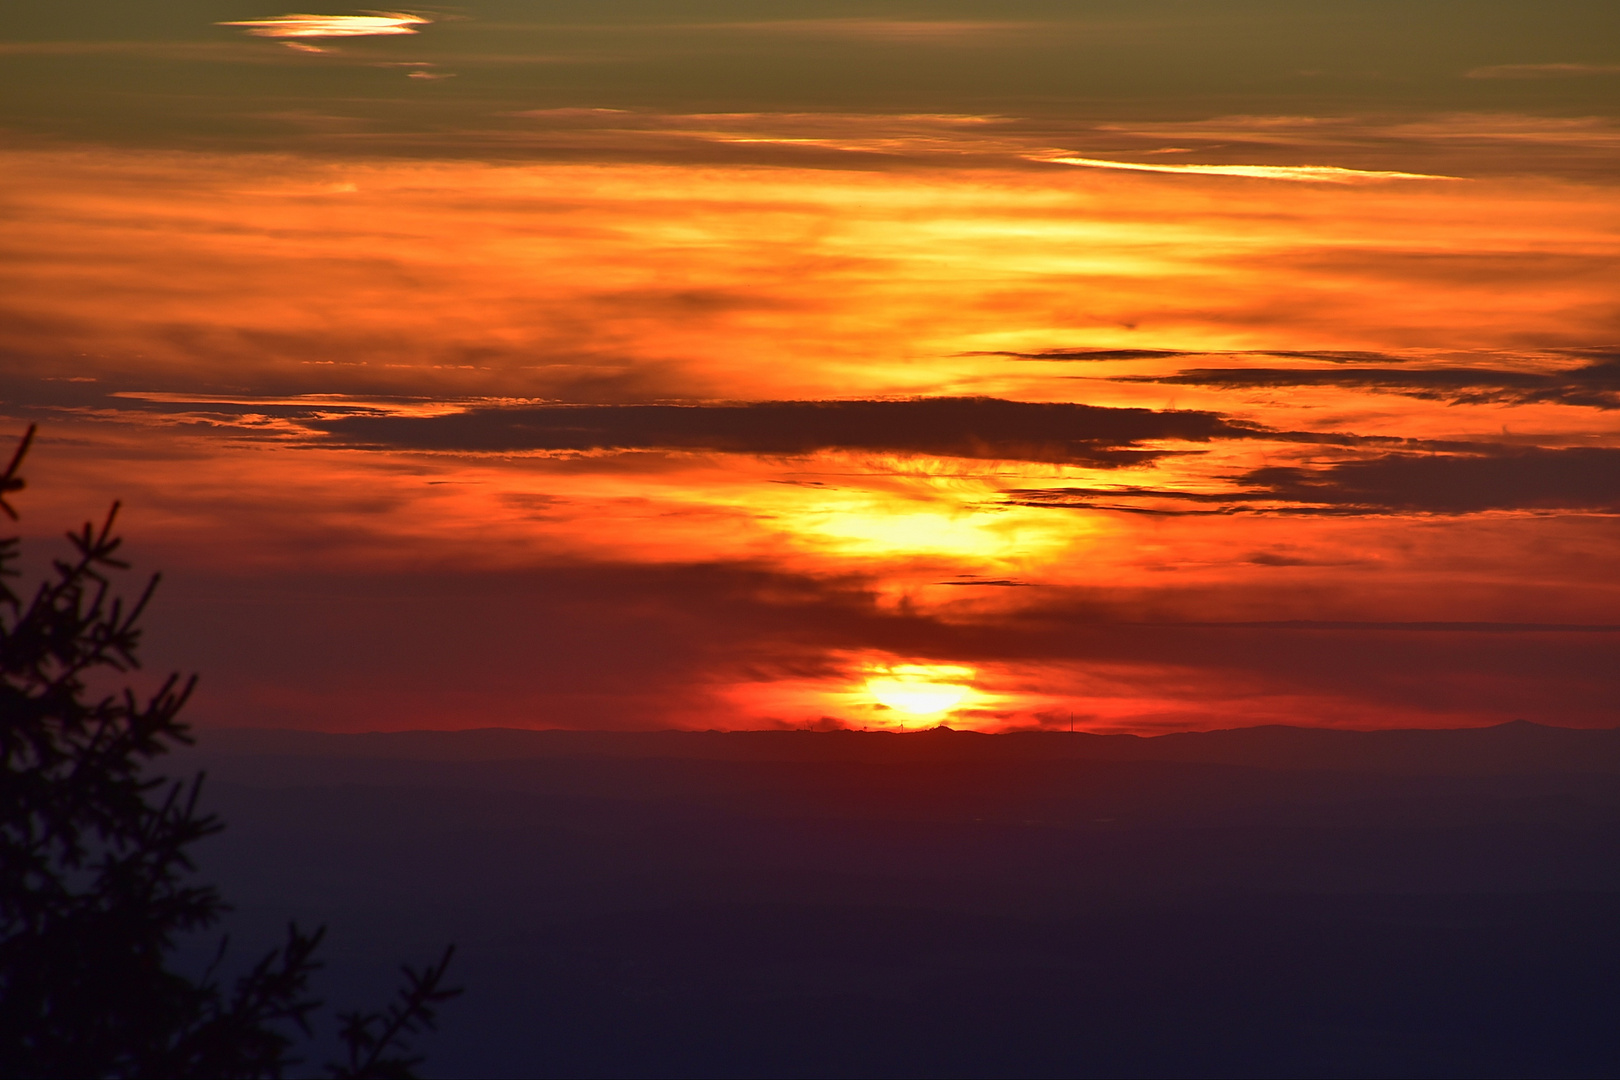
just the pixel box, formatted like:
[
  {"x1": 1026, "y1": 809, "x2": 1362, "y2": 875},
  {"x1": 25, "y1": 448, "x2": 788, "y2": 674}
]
[{"x1": 217, "y1": 12, "x2": 429, "y2": 39}]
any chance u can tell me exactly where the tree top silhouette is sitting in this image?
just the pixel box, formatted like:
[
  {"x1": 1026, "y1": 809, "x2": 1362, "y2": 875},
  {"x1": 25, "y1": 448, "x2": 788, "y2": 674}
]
[{"x1": 0, "y1": 425, "x2": 458, "y2": 1079}]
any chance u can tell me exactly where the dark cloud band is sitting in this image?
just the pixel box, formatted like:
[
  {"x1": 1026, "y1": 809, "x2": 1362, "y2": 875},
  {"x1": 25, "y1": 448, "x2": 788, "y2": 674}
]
[
  {"x1": 311, "y1": 398, "x2": 1262, "y2": 465},
  {"x1": 1009, "y1": 447, "x2": 1620, "y2": 515},
  {"x1": 1121, "y1": 356, "x2": 1620, "y2": 410},
  {"x1": 1247, "y1": 448, "x2": 1620, "y2": 513}
]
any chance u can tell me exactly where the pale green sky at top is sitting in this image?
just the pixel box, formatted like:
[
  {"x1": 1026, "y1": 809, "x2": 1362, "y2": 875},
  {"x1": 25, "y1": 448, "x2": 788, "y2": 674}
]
[{"x1": 3, "y1": 0, "x2": 1619, "y2": 156}]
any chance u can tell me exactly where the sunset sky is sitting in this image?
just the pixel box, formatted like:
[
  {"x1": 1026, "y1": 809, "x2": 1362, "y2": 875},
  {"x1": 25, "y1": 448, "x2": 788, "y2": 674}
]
[{"x1": 3, "y1": 1, "x2": 1617, "y2": 733}]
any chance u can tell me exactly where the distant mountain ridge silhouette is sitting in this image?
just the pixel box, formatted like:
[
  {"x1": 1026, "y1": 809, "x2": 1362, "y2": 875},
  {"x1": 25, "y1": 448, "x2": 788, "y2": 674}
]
[{"x1": 189, "y1": 721, "x2": 1620, "y2": 776}]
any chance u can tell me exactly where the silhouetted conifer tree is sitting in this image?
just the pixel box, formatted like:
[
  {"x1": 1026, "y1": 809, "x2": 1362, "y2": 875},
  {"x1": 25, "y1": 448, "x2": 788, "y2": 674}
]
[{"x1": 0, "y1": 427, "x2": 459, "y2": 1078}]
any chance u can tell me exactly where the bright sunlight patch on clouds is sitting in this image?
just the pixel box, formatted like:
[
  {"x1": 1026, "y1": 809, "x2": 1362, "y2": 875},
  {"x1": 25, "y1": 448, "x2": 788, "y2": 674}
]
[
  {"x1": 1039, "y1": 156, "x2": 1455, "y2": 183},
  {"x1": 218, "y1": 13, "x2": 429, "y2": 39},
  {"x1": 865, "y1": 665, "x2": 976, "y2": 717}
]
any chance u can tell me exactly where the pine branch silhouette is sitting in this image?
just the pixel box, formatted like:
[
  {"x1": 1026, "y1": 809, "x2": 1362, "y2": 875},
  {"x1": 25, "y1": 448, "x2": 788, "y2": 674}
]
[
  {"x1": 330, "y1": 947, "x2": 461, "y2": 1079},
  {"x1": 0, "y1": 425, "x2": 461, "y2": 1078}
]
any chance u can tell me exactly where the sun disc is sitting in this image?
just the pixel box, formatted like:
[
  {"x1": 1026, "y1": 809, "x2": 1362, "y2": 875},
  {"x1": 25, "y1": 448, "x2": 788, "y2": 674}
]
[{"x1": 866, "y1": 674, "x2": 972, "y2": 715}]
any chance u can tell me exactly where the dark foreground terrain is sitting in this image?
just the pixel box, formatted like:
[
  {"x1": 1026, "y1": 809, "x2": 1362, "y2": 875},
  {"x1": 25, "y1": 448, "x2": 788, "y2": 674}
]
[{"x1": 173, "y1": 723, "x2": 1620, "y2": 1078}]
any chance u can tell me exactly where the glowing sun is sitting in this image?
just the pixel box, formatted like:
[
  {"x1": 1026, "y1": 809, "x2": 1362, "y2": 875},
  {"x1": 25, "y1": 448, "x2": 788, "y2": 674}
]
[{"x1": 865, "y1": 665, "x2": 975, "y2": 716}]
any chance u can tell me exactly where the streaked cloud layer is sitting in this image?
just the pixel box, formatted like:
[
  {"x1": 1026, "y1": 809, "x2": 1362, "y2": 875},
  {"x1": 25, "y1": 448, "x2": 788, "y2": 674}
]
[{"x1": 2, "y1": 0, "x2": 1617, "y2": 734}]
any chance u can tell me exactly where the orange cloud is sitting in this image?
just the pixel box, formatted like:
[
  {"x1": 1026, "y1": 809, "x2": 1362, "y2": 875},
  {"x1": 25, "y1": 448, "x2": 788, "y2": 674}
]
[{"x1": 4, "y1": 134, "x2": 1617, "y2": 733}]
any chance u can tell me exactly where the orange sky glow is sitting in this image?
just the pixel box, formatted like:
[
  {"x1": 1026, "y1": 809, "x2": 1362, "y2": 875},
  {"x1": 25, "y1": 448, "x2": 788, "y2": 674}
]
[{"x1": 3, "y1": 4, "x2": 1617, "y2": 733}]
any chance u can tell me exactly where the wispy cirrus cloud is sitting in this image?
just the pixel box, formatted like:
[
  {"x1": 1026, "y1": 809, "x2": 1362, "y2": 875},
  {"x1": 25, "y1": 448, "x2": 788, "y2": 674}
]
[
  {"x1": 1465, "y1": 63, "x2": 1620, "y2": 79},
  {"x1": 1037, "y1": 155, "x2": 1456, "y2": 183},
  {"x1": 710, "y1": 19, "x2": 1039, "y2": 42},
  {"x1": 1084, "y1": 113, "x2": 1620, "y2": 150},
  {"x1": 978, "y1": 348, "x2": 1408, "y2": 364},
  {"x1": 501, "y1": 108, "x2": 1032, "y2": 163},
  {"x1": 489, "y1": 109, "x2": 1597, "y2": 179},
  {"x1": 0, "y1": 41, "x2": 265, "y2": 59},
  {"x1": 978, "y1": 348, "x2": 1196, "y2": 362},
  {"x1": 1049, "y1": 114, "x2": 1620, "y2": 182}
]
